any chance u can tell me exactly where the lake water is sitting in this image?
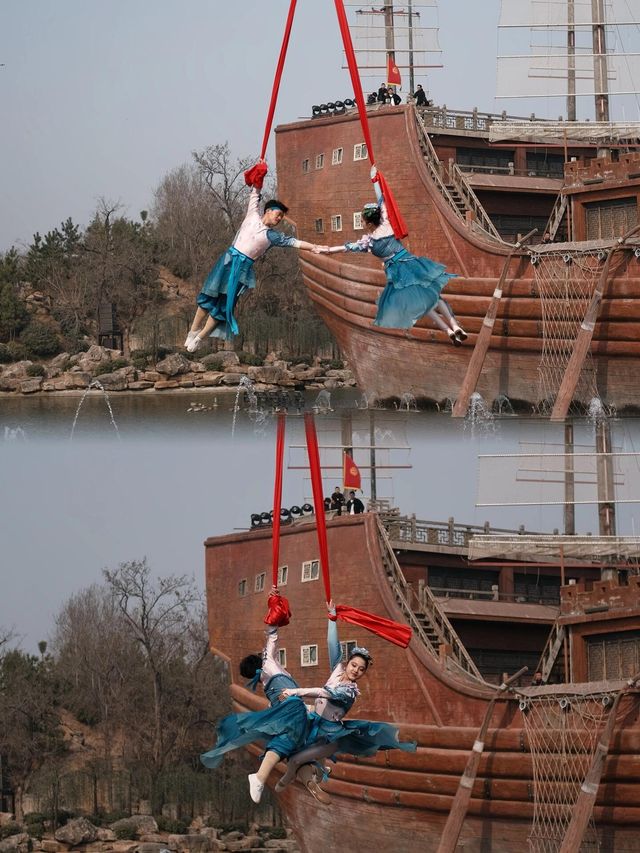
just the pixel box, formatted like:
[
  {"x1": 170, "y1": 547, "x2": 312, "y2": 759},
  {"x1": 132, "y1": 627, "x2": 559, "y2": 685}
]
[{"x1": 2, "y1": 388, "x2": 640, "y2": 649}]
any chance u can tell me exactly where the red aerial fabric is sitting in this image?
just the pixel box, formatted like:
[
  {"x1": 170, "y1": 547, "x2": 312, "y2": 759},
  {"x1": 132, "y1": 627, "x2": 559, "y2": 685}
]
[
  {"x1": 304, "y1": 413, "x2": 332, "y2": 603},
  {"x1": 244, "y1": 161, "x2": 268, "y2": 189},
  {"x1": 259, "y1": 0, "x2": 298, "y2": 161},
  {"x1": 334, "y1": 604, "x2": 412, "y2": 649},
  {"x1": 264, "y1": 590, "x2": 292, "y2": 627},
  {"x1": 333, "y1": 0, "x2": 409, "y2": 239},
  {"x1": 271, "y1": 412, "x2": 286, "y2": 588},
  {"x1": 386, "y1": 55, "x2": 402, "y2": 87},
  {"x1": 342, "y1": 451, "x2": 361, "y2": 491}
]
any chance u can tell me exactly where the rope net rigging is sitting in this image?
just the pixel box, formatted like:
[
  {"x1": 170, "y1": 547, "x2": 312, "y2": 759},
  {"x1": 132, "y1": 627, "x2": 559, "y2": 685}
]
[
  {"x1": 532, "y1": 248, "x2": 602, "y2": 413},
  {"x1": 518, "y1": 686, "x2": 618, "y2": 852}
]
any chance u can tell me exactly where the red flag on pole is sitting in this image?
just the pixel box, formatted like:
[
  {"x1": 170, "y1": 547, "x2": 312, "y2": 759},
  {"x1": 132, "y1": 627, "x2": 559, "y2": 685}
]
[
  {"x1": 343, "y1": 451, "x2": 361, "y2": 491},
  {"x1": 386, "y1": 55, "x2": 402, "y2": 87}
]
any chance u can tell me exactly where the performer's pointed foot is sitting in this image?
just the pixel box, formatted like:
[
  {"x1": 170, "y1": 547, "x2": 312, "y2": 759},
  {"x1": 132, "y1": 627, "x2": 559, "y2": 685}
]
[
  {"x1": 187, "y1": 334, "x2": 204, "y2": 353},
  {"x1": 454, "y1": 326, "x2": 468, "y2": 342},
  {"x1": 184, "y1": 330, "x2": 198, "y2": 348},
  {"x1": 248, "y1": 773, "x2": 264, "y2": 803},
  {"x1": 448, "y1": 331, "x2": 462, "y2": 346},
  {"x1": 304, "y1": 779, "x2": 331, "y2": 805}
]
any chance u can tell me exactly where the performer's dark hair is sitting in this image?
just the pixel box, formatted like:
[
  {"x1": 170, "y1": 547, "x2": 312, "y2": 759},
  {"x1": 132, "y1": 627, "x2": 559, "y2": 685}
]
[
  {"x1": 349, "y1": 648, "x2": 373, "y2": 669},
  {"x1": 239, "y1": 653, "x2": 262, "y2": 679},
  {"x1": 264, "y1": 199, "x2": 289, "y2": 214},
  {"x1": 362, "y1": 206, "x2": 382, "y2": 227}
]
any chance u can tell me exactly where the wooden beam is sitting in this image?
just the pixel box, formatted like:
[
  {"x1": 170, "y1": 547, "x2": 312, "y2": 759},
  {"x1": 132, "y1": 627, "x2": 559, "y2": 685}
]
[
  {"x1": 452, "y1": 229, "x2": 537, "y2": 418},
  {"x1": 551, "y1": 224, "x2": 640, "y2": 421}
]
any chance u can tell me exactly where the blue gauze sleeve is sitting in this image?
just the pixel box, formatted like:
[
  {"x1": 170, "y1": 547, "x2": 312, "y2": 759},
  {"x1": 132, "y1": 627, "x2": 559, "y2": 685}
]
[
  {"x1": 327, "y1": 619, "x2": 342, "y2": 670},
  {"x1": 266, "y1": 229, "x2": 300, "y2": 248},
  {"x1": 373, "y1": 182, "x2": 384, "y2": 205}
]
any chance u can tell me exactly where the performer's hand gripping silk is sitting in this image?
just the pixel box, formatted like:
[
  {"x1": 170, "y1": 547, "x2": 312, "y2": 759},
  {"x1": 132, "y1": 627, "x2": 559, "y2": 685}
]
[
  {"x1": 325, "y1": 167, "x2": 468, "y2": 345},
  {"x1": 185, "y1": 185, "x2": 325, "y2": 350},
  {"x1": 272, "y1": 600, "x2": 417, "y2": 793}
]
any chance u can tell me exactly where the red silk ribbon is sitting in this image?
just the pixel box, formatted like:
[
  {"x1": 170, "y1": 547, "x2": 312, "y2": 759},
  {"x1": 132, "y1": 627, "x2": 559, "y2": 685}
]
[
  {"x1": 271, "y1": 412, "x2": 286, "y2": 588},
  {"x1": 304, "y1": 413, "x2": 332, "y2": 603},
  {"x1": 333, "y1": 0, "x2": 408, "y2": 239},
  {"x1": 260, "y1": 0, "x2": 298, "y2": 161},
  {"x1": 333, "y1": 604, "x2": 412, "y2": 649}
]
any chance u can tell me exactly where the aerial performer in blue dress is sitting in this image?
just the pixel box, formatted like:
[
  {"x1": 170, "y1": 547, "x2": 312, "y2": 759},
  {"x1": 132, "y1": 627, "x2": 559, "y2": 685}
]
[
  {"x1": 185, "y1": 184, "x2": 324, "y2": 350},
  {"x1": 272, "y1": 600, "x2": 417, "y2": 792},
  {"x1": 324, "y1": 167, "x2": 467, "y2": 345},
  {"x1": 200, "y1": 588, "x2": 330, "y2": 804}
]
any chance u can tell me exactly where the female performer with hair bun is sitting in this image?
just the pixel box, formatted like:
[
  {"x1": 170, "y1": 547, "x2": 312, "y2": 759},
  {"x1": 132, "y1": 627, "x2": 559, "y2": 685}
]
[
  {"x1": 324, "y1": 168, "x2": 467, "y2": 344},
  {"x1": 273, "y1": 600, "x2": 416, "y2": 793}
]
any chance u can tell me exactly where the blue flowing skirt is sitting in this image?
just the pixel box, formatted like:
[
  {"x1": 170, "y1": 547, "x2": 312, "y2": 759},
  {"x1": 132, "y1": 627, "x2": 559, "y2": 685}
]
[
  {"x1": 200, "y1": 697, "x2": 310, "y2": 768},
  {"x1": 304, "y1": 712, "x2": 417, "y2": 759},
  {"x1": 196, "y1": 247, "x2": 256, "y2": 340},
  {"x1": 374, "y1": 252, "x2": 455, "y2": 330}
]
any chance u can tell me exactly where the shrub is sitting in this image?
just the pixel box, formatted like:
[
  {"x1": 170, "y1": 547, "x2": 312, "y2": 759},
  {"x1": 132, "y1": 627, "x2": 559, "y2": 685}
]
[
  {"x1": 0, "y1": 343, "x2": 11, "y2": 363},
  {"x1": 260, "y1": 826, "x2": 287, "y2": 840},
  {"x1": 0, "y1": 822, "x2": 22, "y2": 840},
  {"x1": 26, "y1": 363, "x2": 46, "y2": 377},
  {"x1": 24, "y1": 814, "x2": 46, "y2": 825},
  {"x1": 237, "y1": 351, "x2": 263, "y2": 366},
  {"x1": 114, "y1": 826, "x2": 133, "y2": 841},
  {"x1": 218, "y1": 824, "x2": 248, "y2": 836},
  {"x1": 326, "y1": 358, "x2": 344, "y2": 370},
  {"x1": 94, "y1": 357, "x2": 129, "y2": 376},
  {"x1": 5, "y1": 340, "x2": 27, "y2": 361},
  {"x1": 26, "y1": 822, "x2": 45, "y2": 839},
  {"x1": 156, "y1": 817, "x2": 189, "y2": 835},
  {"x1": 131, "y1": 354, "x2": 149, "y2": 371},
  {"x1": 201, "y1": 354, "x2": 226, "y2": 371},
  {"x1": 20, "y1": 322, "x2": 61, "y2": 357}
]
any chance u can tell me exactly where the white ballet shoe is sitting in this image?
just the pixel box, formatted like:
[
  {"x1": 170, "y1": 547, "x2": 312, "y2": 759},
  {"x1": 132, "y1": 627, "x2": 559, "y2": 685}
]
[
  {"x1": 453, "y1": 326, "x2": 468, "y2": 342},
  {"x1": 248, "y1": 773, "x2": 264, "y2": 803},
  {"x1": 448, "y1": 331, "x2": 462, "y2": 347},
  {"x1": 186, "y1": 335, "x2": 203, "y2": 353},
  {"x1": 184, "y1": 331, "x2": 198, "y2": 348}
]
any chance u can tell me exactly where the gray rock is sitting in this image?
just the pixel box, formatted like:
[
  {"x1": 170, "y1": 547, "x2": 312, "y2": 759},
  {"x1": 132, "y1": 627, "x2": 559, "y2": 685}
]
[
  {"x1": 128, "y1": 380, "x2": 154, "y2": 391},
  {"x1": 0, "y1": 834, "x2": 30, "y2": 853},
  {"x1": 220, "y1": 373, "x2": 243, "y2": 386},
  {"x1": 0, "y1": 378, "x2": 20, "y2": 392},
  {"x1": 94, "y1": 370, "x2": 129, "y2": 391},
  {"x1": 166, "y1": 835, "x2": 210, "y2": 853},
  {"x1": 54, "y1": 817, "x2": 99, "y2": 846},
  {"x1": 62, "y1": 372, "x2": 91, "y2": 390},
  {"x1": 96, "y1": 829, "x2": 116, "y2": 842},
  {"x1": 194, "y1": 372, "x2": 224, "y2": 387},
  {"x1": 75, "y1": 345, "x2": 115, "y2": 373},
  {"x1": 218, "y1": 351, "x2": 240, "y2": 366},
  {"x1": 19, "y1": 378, "x2": 43, "y2": 394},
  {"x1": 1, "y1": 361, "x2": 32, "y2": 379},
  {"x1": 0, "y1": 816, "x2": 15, "y2": 828},
  {"x1": 188, "y1": 362, "x2": 205, "y2": 373},
  {"x1": 154, "y1": 379, "x2": 180, "y2": 390},
  {"x1": 247, "y1": 365, "x2": 285, "y2": 384},
  {"x1": 155, "y1": 353, "x2": 191, "y2": 377},
  {"x1": 49, "y1": 352, "x2": 71, "y2": 369},
  {"x1": 111, "y1": 817, "x2": 158, "y2": 839},
  {"x1": 136, "y1": 843, "x2": 167, "y2": 853},
  {"x1": 323, "y1": 379, "x2": 338, "y2": 390}
]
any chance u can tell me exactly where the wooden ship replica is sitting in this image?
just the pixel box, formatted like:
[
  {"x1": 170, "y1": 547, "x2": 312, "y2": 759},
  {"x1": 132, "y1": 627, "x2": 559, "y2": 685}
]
[
  {"x1": 204, "y1": 413, "x2": 640, "y2": 852},
  {"x1": 274, "y1": 1, "x2": 640, "y2": 416}
]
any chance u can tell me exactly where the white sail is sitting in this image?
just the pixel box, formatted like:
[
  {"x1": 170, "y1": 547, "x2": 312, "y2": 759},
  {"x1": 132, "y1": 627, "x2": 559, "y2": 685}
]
[{"x1": 496, "y1": 0, "x2": 640, "y2": 103}]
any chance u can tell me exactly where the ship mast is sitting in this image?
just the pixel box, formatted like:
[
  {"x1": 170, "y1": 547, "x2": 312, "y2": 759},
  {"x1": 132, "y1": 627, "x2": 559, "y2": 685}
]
[
  {"x1": 591, "y1": 0, "x2": 610, "y2": 122},
  {"x1": 567, "y1": 0, "x2": 576, "y2": 121}
]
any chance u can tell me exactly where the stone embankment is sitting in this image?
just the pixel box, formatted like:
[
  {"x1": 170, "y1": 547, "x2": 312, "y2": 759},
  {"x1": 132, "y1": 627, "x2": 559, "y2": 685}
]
[
  {"x1": 0, "y1": 815, "x2": 300, "y2": 853},
  {"x1": 0, "y1": 347, "x2": 355, "y2": 395}
]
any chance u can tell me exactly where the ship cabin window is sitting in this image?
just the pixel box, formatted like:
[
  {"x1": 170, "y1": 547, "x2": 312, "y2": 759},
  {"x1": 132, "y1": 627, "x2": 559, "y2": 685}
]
[
  {"x1": 353, "y1": 212, "x2": 363, "y2": 230},
  {"x1": 456, "y1": 147, "x2": 514, "y2": 174},
  {"x1": 301, "y1": 644, "x2": 318, "y2": 666},
  {"x1": 238, "y1": 579, "x2": 247, "y2": 597},
  {"x1": 316, "y1": 153, "x2": 325, "y2": 169},
  {"x1": 353, "y1": 143, "x2": 368, "y2": 161},
  {"x1": 277, "y1": 648, "x2": 287, "y2": 668},
  {"x1": 332, "y1": 147, "x2": 344, "y2": 165},
  {"x1": 526, "y1": 152, "x2": 565, "y2": 179},
  {"x1": 340, "y1": 640, "x2": 358, "y2": 662},
  {"x1": 331, "y1": 215, "x2": 343, "y2": 232},
  {"x1": 255, "y1": 572, "x2": 266, "y2": 593},
  {"x1": 277, "y1": 565, "x2": 288, "y2": 586},
  {"x1": 302, "y1": 158, "x2": 310, "y2": 173},
  {"x1": 315, "y1": 218, "x2": 325, "y2": 234},
  {"x1": 302, "y1": 559, "x2": 320, "y2": 582},
  {"x1": 584, "y1": 197, "x2": 637, "y2": 241},
  {"x1": 587, "y1": 630, "x2": 640, "y2": 682}
]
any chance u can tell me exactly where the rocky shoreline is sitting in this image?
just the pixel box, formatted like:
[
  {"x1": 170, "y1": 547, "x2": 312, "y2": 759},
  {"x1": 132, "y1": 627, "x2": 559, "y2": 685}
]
[
  {"x1": 0, "y1": 346, "x2": 356, "y2": 397},
  {"x1": 0, "y1": 815, "x2": 300, "y2": 853}
]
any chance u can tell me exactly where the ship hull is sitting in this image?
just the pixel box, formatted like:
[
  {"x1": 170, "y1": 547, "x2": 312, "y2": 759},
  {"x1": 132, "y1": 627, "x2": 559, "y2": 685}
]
[
  {"x1": 275, "y1": 106, "x2": 640, "y2": 409},
  {"x1": 204, "y1": 515, "x2": 640, "y2": 852}
]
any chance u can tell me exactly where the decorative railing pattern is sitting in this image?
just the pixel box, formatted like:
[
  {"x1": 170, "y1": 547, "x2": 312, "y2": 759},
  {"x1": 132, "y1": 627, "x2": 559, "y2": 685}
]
[
  {"x1": 376, "y1": 518, "x2": 485, "y2": 683},
  {"x1": 416, "y1": 105, "x2": 553, "y2": 134},
  {"x1": 381, "y1": 513, "x2": 532, "y2": 550}
]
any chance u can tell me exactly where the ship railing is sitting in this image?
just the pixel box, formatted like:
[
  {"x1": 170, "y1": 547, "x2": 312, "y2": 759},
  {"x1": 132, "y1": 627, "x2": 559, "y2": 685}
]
[
  {"x1": 376, "y1": 519, "x2": 485, "y2": 684},
  {"x1": 382, "y1": 513, "x2": 534, "y2": 550},
  {"x1": 431, "y1": 585, "x2": 561, "y2": 607},
  {"x1": 448, "y1": 162, "x2": 504, "y2": 241},
  {"x1": 417, "y1": 105, "x2": 558, "y2": 135},
  {"x1": 413, "y1": 110, "x2": 505, "y2": 243},
  {"x1": 456, "y1": 162, "x2": 565, "y2": 181}
]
